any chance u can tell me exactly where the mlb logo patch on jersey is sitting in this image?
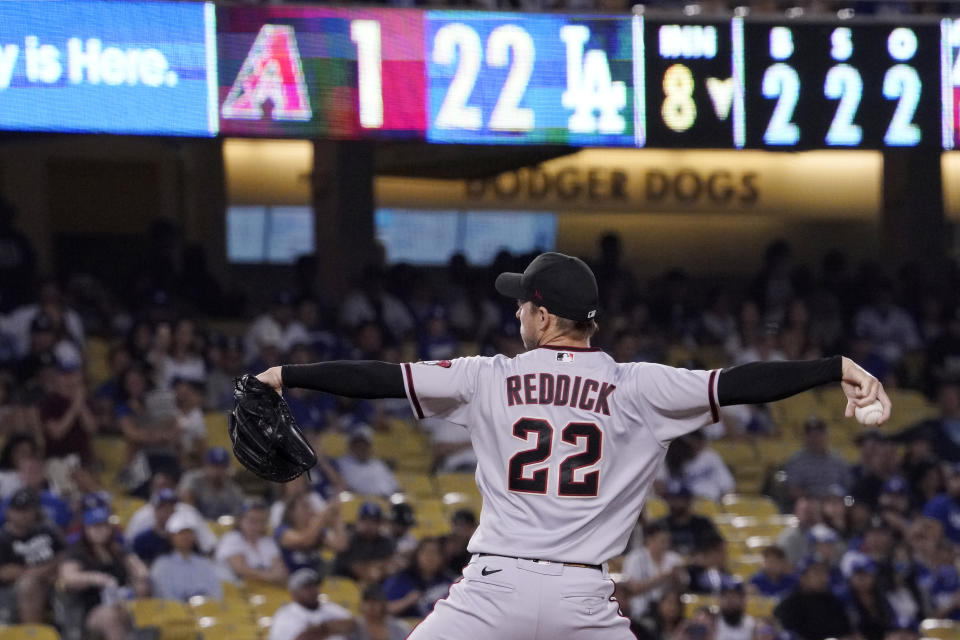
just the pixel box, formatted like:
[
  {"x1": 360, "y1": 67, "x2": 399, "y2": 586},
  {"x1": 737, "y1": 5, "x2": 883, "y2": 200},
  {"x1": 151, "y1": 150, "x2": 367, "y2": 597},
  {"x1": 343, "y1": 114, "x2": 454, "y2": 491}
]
[
  {"x1": 420, "y1": 360, "x2": 452, "y2": 368},
  {"x1": 556, "y1": 352, "x2": 574, "y2": 363}
]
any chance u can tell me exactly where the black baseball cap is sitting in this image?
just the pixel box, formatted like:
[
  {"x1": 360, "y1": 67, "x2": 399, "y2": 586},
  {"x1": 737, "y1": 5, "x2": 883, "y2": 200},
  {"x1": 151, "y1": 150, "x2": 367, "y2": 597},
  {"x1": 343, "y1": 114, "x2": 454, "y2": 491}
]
[{"x1": 495, "y1": 252, "x2": 599, "y2": 322}]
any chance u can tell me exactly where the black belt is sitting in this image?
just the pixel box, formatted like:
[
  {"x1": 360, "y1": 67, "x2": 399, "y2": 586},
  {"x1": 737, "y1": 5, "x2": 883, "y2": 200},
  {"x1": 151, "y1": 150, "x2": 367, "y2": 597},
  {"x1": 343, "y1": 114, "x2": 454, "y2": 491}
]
[{"x1": 478, "y1": 553, "x2": 601, "y2": 571}]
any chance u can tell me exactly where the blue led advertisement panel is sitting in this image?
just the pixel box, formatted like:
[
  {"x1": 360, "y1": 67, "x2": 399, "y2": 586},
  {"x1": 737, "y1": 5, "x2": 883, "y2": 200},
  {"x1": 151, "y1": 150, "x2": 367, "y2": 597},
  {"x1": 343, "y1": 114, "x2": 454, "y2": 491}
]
[{"x1": 0, "y1": 0, "x2": 217, "y2": 136}]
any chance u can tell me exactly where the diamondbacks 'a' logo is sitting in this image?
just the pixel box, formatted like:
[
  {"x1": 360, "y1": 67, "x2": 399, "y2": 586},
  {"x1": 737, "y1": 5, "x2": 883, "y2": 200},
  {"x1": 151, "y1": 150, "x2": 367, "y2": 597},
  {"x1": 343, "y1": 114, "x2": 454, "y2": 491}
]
[
  {"x1": 420, "y1": 360, "x2": 452, "y2": 368},
  {"x1": 556, "y1": 352, "x2": 574, "y2": 363}
]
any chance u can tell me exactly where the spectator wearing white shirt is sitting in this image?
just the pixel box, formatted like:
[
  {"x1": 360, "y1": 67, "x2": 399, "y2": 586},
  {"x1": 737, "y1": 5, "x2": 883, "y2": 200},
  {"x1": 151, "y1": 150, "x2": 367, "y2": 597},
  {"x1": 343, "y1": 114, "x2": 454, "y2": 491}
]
[
  {"x1": 853, "y1": 280, "x2": 921, "y2": 367},
  {"x1": 159, "y1": 319, "x2": 206, "y2": 390},
  {"x1": 244, "y1": 292, "x2": 306, "y2": 365},
  {"x1": 150, "y1": 512, "x2": 222, "y2": 602},
  {"x1": 125, "y1": 476, "x2": 218, "y2": 555},
  {"x1": 336, "y1": 428, "x2": 398, "y2": 497},
  {"x1": 425, "y1": 418, "x2": 476, "y2": 473},
  {"x1": 660, "y1": 431, "x2": 735, "y2": 503},
  {"x1": 172, "y1": 378, "x2": 206, "y2": 457},
  {"x1": 215, "y1": 500, "x2": 287, "y2": 586},
  {"x1": 620, "y1": 521, "x2": 687, "y2": 621},
  {"x1": 716, "y1": 579, "x2": 756, "y2": 640},
  {"x1": 269, "y1": 568, "x2": 357, "y2": 640}
]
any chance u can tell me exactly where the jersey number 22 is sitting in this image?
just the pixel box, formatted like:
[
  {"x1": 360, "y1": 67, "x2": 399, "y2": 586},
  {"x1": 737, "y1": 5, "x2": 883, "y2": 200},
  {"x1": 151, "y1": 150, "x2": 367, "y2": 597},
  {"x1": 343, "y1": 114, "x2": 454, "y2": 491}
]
[{"x1": 507, "y1": 418, "x2": 602, "y2": 497}]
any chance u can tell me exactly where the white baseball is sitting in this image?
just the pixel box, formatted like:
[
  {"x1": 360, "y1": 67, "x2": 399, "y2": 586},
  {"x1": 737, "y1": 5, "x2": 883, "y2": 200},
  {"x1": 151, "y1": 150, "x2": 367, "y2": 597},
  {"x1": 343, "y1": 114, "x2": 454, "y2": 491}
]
[{"x1": 854, "y1": 400, "x2": 884, "y2": 425}]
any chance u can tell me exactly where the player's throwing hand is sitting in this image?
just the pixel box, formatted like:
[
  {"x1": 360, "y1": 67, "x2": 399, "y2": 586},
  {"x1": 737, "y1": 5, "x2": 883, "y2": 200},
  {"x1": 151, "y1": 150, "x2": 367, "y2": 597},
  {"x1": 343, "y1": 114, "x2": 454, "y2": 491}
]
[{"x1": 840, "y1": 356, "x2": 892, "y2": 425}]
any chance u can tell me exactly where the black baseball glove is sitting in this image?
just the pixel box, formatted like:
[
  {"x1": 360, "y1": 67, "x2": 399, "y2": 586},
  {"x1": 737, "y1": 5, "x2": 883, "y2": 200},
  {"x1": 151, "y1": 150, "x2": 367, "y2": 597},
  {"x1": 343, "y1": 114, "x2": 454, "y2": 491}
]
[{"x1": 228, "y1": 374, "x2": 317, "y2": 483}]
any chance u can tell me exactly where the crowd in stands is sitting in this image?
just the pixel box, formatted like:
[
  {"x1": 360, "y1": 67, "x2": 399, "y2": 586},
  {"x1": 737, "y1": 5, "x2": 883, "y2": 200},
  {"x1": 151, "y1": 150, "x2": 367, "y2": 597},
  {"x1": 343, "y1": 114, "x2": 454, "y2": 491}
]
[{"x1": 2, "y1": 189, "x2": 960, "y2": 639}]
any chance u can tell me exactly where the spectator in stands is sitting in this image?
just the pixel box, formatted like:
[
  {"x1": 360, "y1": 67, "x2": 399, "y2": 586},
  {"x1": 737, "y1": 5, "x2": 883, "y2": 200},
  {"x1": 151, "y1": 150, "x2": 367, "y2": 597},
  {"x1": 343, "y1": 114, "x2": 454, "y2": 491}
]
[
  {"x1": 716, "y1": 578, "x2": 756, "y2": 640},
  {"x1": 418, "y1": 307, "x2": 457, "y2": 362},
  {"x1": 159, "y1": 318, "x2": 206, "y2": 389},
  {"x1": 784, "y1": 416, "x2": 851, "y2": 500},
  {"x1": 686, "y1": 536, "x2": 731, "y2": 594},
  {"x1": 876, "y1": 477, "x2": 913, "y2": 538},
  {"x1": 336, "y1": 427, "x2": 399, "y2": 497},
  {"x1": 929, "y1": 540, "x2": 960, "y2": 619},
  {"x1": 924, "y1": 307, "x2": 960, "y2": 392},
  {"x1": 851, "y1": 431, "x2": 902, "y2": 510},
  {"x1": 39, "y1": 359, "x2": 96, "y2": 464},
  {"x1": 58, "y1": 507, "x2": 149, "y2": 640},
  {"x1": 125, "y1": 477, "x2": 217, "y2": 555},
  {"x1": 845, "y1": 555, "x2": 892, "y2": 640},
  {"x1": 172, "y1": 377, "x2": 207, "y2": 461},
  {"x1": 667, "y1": 430, "x2": 734, "y2": 502},
  {"x1": 0, "y1": 434, "x2": 39, "y2": 499},
  {"x1": 0, "y1": 197, "x2": 37, "y2": 313},
  {"x1": 654, "y1": 480, "x2": 720, "y2": 557},
  {"x1": 632, "y1": 588, "x2": 685, "y2": 640},
  {"x1": 774, "y1": 558, "x2": 851, "y2": 640},
  {"x1": 355, "y1": 584, "x2": 411, "y2": 640},
  {"x1": 896, "y1": 379, "x2": 960, "y2": 463},
  {"x1": 7, "y1": 282, "x2": 84, "y2": 360},
  {"x1": 283, "y1": 343, "x2": 336, "y2": 431},
  {"x1": 885, "y1": 544, "x2": 925, "y2": 630},
  {"x1": 748, "y1": 546, "x2": 797, "y2": 601},
  {"x1": 0, "y1": 455, "x2": 71, "y2": 529},
  {"x1": 333, "y1": 502, "x2": 395, "y2": 583},
  {"x1": 178, "y1": 446, "x2": 244, "y2": 520},
  {"x1": 150, "y1": 511, "x2": 222, "y2": 601},
  {"x1": 275, "y1": 492, "x2": 347, "y2": 575},
  {"x1": 204, "y1": 335, "x2": 244, "y2": 412},
  {"x1": 269, "y1": 568, "x2": 357, "y2": 640},
  {"x1": 0, "y1": 488, "x2": 64, "y2": 624},
  {"x1": 339, "y1": 266, "x2": 414, "y2": 343},
  {"x1": 268, "y1": 473, "x2": 329, "y2": 529},
  {"x1": 244, "y1": 291, "x2": 305, "y2": 364},
  {"x1": 807, "y1": 524, "x2": 847, "y2": 599},
  {"x1": 620, "y1": 521, "x2": 686, "y2": 621},
  {"x1": 387, "y1": 502, "x2": 417, "y2": 559},
  {"x1": 923, "y1": 462, "x2": 960, "y2": 543},
  {"x1": 15, "y1": 314, "x2": 58, "y2": 386},
  {"x1": 853, "y1": 279, "x2": 921, "y2": 370},
  {"x1": 92, "y1": 344, "x2": 133, "y2": 432},
  {"x1": 443, "y1": 509, "x2": 476, "y2": 575},
  {"x1": 382, "y1": 537, "x2": 454, "y2": 618},
  {"x1": 215, "y1": 499, "x2": 287, "y2": 586},
  {"x1": 130, "y1": 488, "x2": 178, "y2": 565}
]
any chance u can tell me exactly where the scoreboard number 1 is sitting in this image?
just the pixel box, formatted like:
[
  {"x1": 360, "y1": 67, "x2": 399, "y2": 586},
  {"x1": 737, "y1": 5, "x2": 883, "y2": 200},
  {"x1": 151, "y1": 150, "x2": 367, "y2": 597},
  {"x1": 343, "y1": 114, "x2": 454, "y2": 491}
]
[{"x1": 350, "y1": 20, "x2": 384, "y2": 129}]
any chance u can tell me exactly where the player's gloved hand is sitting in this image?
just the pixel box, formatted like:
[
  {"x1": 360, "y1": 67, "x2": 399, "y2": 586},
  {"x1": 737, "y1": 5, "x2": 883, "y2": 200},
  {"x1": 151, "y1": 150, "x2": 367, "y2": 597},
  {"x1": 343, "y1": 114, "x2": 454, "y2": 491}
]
[{"x1": 840, "y1": 356, "x2": 892, "y2": 424}]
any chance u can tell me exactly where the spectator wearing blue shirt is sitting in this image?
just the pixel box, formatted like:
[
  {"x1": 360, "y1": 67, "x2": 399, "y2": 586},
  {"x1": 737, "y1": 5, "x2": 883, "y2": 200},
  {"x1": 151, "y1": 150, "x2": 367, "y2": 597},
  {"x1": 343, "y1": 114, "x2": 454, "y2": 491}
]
[
  {"x1": 130, "y1": 489, "x2": 177, "y2": 565},
  {"x1": 382, "y1": 537, "x2": 453, "y2": 618},
  {"x1": 924, "y1": 463, "x2": 960, "y2": 544},
  {"x1": 749, "y1": 546, "x2": 797, "y2": 601},
  {"x1": 0, "y1": 455, "x2": 71, "y2": 529},
  {"x1": 150, "y1": 511, "x2": 222, "y2": 602},
  {"x1": 930, "y1": 540, "x2": 960, "y2": 620}
]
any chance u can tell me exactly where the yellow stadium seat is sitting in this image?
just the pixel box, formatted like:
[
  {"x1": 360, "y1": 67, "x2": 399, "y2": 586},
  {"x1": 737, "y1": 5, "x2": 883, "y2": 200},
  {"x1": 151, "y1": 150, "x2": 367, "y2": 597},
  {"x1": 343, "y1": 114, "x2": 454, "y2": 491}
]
[
  {"x1": 692, "y1": 497, "x2": 721, "y2": 518},
  {"x1": 198, "y1": 618, "x2": 261, "y2": 640},
  {"x1": 204, "y1": 412, "x2": 231, "y2": 452},
  {"x1": 681, "y1": 593, "x2": 718, "y2": 618},
  {"x1": 441, "y1": 491, "x2": 482, "y2": 518},
  {"x1": 323, "y1": 576, "x2": 362, "y2": 613},
  {"x1": 436, "y1": 473, "x2": 477, "y2": 495},
  {"x1": 317, "y1": 431, "x2": 348, "y2": 458},
  {"x1": 248, "y1": 584, "x2": 290, "y2": 619},
  {"x1": 711, "y1": 441, "x2": 756, "y2": 467},
  {"x1": 92, "y1": 435, "x2": 128, "y2": 476},
  {"x1": 921, "y1": 619, "x2": 960, "y2": 640},
  {"x1": 729, "y1": 556, "x2": 764, "y2": 580},
  {"x1": 644, "y1": 496, "x2": 668, "y2": 520},
  {"x1": 110, "y1": 496, "x2": 147, "y2": 528},
  {"x1": 884, "y1": 389, "x2": 938, "y2": 433},
  {"x1": 127, "y1": 599, "x2": 198, "y2": 640},
  {"x1": 746, "y1": 595, "x2": 778, "y2": 618},
  {"x1": 190, "y1": 595, "x2": 254, "y2": 621},
  {"x1": 0, "y1": 625, "x2": 61, "y2": 640},
  {"x1": 396, "y1": 473, "x2": 438, "y2": 499},
  {"x1": 220, "y1": 581, "x2": 246, "y2": 605},
  {"x1": 721, "y1": 494, "x2": 779, "y2": 517}
]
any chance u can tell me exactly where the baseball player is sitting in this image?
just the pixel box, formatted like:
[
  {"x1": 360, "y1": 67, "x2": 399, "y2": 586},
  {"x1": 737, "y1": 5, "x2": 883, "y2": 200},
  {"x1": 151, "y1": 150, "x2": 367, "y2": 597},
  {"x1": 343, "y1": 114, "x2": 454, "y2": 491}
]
[{"x1": 255, "y1": 252, "x2": 891, "y2": 640}]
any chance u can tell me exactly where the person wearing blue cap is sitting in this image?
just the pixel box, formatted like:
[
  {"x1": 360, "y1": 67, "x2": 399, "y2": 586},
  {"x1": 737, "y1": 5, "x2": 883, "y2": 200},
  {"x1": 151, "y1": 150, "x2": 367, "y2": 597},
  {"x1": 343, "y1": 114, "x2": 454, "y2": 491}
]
[
  {"x1": 58, "y1": 507, "x2": 148, "y2": 640},
  {"x1": 844, "y1": 554, "x2": 892, "y2": 640},
  {"x1": 774, "y1": 558, "x2": 851, "y2": 640},
  {"x1": 130, "y1": 488, "x2": 179, "y2": 565},
  {"x1": 924, "y1": 463, "x2": 960, "y2": 544},
  {"x1": 333, "y1": 501, "x2": 395, "y2": 584},
  {"x1": 652, "y1": 480, "x2": 720, "y2": 557},
  {"x1": 178, "y1": 446, "x2": 244, "y2": 520}
]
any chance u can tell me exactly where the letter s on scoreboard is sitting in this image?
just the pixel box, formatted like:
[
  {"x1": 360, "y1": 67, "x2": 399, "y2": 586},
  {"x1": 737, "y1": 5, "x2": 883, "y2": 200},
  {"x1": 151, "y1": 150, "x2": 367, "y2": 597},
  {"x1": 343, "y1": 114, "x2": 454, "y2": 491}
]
[{"x1": 425, "y1": 12, "x2": 637, "y2": 147}]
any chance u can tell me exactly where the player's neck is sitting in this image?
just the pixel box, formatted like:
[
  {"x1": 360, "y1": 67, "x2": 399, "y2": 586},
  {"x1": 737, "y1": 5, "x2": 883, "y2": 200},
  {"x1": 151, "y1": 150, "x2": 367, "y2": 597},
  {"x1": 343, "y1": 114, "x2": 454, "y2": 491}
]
[{"x1": 537, "y1": 332, "x2": 591, "y2": 350}]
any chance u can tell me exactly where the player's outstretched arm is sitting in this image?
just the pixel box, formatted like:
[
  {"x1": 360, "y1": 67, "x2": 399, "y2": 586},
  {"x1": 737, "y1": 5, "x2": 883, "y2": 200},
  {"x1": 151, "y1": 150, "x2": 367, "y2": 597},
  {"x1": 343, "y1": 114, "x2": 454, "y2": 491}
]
[
  {"x1": 255, "y1": 361, "x2": 407, "y2": 399},
  {"x1": 716, "y1": 355, "x2": 891, "y2": 425}
]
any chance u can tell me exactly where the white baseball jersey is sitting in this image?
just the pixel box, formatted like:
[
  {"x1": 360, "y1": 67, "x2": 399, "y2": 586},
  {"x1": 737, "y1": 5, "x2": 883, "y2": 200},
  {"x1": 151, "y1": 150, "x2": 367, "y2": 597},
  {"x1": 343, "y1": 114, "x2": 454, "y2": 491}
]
[{"x1": 402, "y1": 346, "x2": 720, "y2": 566}]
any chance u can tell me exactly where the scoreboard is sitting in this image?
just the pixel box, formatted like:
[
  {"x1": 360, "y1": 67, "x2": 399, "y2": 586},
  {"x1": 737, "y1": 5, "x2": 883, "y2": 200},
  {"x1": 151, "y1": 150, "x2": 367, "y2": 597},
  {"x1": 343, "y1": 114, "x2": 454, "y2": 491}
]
[{"x1": 4, "y1": 1, "x2": 959, "y2": 148}]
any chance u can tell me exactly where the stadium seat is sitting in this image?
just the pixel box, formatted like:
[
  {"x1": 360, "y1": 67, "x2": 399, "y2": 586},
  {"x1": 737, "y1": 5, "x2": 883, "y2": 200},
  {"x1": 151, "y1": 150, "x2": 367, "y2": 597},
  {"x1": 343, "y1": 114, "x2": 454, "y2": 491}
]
[
  {"x1": 396, "y1": 472, "x2": 438, "y2": 499},
  {"x1": 0, "y1": 625, "x2": 61, "y2": 640},
  {"x1": 692, "y1": 497, "x2": 721, "y2": 518},
  {"x1": 323, "y1": 576, "x2": 362, "y2": 613},
  {"x1": 198, "y1": 619, "x2": 261, "y2": 640},
  {"x1": 436, "y1": 473, "x2": 477, "y2": 495},
  {"x1": 721, "y1": 494, "x2": 779, "y2": 517},
  {"x1": 127, "y1": 599, "x2": 198, "y2": 640},
  {"x1": 441, "y1": 491, "x2": 482, "y2": 517},
  {"x1": 85, "y1": 337, "x2": 111, "y2": 387},
  {"x1": 681, "y1": 593, "x2": 718, "y2": 618},
  {"x1": 248, "y1": 583, "x2": 290, "y2": 619},
  {"x1": 220, "y1": 581, "x2": 247, "y2": 605},
  {"x1": 339, "y1": 494, "x2": 390, "y2": 524},
  {"x1": 204, "y1": 412, "x2": 231, "y2": 452},
  {"x1": 92, "y1": 435, "x2": 128, "y2": 477},
  {"x1": 921, "y1": 619, "x2": 960, "y2": 640},
  {"x1": 643, "y1": 496, "x2": 668, "y2": 520},
  {"x1": 110, "y1": 496, "x2": 146, "y2": 528},
  {"x1": 745, "y1": 595, "x2": 778, "y2": 618},
  {"x1": 317, "y1": 431, "x2": 348, "y2": 458},
  {"x1": 190, "y1": 595, "x2": 255, "y2": 621}
]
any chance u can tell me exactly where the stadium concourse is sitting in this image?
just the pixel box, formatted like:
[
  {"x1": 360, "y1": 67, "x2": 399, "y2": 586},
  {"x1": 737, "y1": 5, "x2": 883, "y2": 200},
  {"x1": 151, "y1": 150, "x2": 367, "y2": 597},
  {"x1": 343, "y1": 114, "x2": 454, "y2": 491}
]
[{"x1": 0, "y1": 226, "x2": 958, "y2": 640}]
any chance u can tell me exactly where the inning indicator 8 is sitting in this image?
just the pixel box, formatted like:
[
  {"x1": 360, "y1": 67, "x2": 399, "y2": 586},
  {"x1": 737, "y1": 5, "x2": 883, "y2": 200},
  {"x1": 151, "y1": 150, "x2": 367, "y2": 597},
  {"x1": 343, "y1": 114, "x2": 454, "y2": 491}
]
[
  {"x1": 743, "y1": 20, "x2": 941, "y2": 149},
  {"x1": 636, "y1": 17, "x2": 745, "y2": 148}
]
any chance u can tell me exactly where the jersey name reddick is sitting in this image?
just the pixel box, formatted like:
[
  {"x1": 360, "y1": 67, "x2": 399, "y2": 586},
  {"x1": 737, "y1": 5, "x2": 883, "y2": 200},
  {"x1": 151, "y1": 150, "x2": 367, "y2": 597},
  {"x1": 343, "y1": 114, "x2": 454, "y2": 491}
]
[{"x1": 505, "y1": 373, "x2": 616, "y2": 416}]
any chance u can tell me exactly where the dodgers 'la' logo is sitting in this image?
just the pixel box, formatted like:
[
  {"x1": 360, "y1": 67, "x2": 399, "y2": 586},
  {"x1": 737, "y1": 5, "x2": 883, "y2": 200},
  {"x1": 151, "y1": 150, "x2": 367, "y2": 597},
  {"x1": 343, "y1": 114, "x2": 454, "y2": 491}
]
[{"x1": 560, "y1": 25, "x2": 626, "y2": 135}]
